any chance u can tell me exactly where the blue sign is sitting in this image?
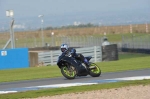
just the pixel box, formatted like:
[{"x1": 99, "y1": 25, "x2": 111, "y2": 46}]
[{"x1": 0, "y1": 48, "x2": 29, "y2": 70}]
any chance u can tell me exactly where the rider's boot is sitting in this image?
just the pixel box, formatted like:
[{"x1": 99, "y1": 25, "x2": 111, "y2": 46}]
[{"x1": 84, "y1": 58, "x2": 90, "y2": 68}]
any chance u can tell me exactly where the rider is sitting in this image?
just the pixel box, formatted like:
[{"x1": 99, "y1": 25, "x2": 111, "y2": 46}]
[
  {"x1": 60, "y1": 44, "x2": 90, "y2": 67},
  {"x1": 102, "y1": 37, "x2": 110, "y2": 46}
]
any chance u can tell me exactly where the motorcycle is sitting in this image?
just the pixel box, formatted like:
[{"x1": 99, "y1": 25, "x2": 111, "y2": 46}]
[{"x1": 57, "y1": 51, "x2": 101, "y2": 79}]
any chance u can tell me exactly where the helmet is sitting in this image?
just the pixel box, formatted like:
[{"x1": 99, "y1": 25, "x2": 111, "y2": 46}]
[
  {"x1": 103, "y1": 37, "x2": 108, "y2": 41},
  {"x1": 60, "y1": 44, "x2": 68, "y2": 52}
]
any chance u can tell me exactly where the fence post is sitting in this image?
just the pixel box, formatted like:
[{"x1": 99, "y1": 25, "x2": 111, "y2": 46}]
[
  {"x1": 130, "y1": 24, "x2": 132, "y2": 33},
  {"x1": 94, "y1": 46, "x2": 97, "y2": 62},
  {"x1": 50, "y1": 51, "x2": 53, "y2": 65}
]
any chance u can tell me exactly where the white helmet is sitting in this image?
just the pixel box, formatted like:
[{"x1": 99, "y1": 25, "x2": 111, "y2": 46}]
[{"x1": 60, "y1": 44, "x2": 68, "y2": 52}]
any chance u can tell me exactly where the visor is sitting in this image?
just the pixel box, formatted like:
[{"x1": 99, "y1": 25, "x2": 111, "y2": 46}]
[{"x1": 61, "y1": 48, "x2": 66, "y2": 52}]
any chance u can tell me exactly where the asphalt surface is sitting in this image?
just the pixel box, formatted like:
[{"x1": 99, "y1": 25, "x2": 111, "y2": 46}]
[{"x1": 0, "y1": 69, "x2": 150, "y2": 92}]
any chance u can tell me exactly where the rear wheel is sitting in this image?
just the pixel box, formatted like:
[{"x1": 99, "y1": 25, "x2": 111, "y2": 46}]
[
  {"x1": 89, "y1": 63, "x2": 101, "y2": 77},
  {"x1": 61, "y1": 65, "x2": 77, "y2": 79}
]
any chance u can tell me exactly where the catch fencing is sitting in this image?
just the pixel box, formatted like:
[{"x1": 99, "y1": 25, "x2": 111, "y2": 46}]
[
  {"x1": 122, "y1": 34, "x2": 150, "y2": 49},
  {"x1": 38, "y1": 46, "x2": 102, "y2": 66},
  {"x1": 0, "y1": 36, "x2": 104, "y2": 49}
]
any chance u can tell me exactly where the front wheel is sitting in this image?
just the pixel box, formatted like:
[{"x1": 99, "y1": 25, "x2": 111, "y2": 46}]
[
  {"x1": 61, "y1": 65, "x2": 77, "y2": 79},
  {"x1": 89, "y1": 63, "x2": 101, "y2": 77}
]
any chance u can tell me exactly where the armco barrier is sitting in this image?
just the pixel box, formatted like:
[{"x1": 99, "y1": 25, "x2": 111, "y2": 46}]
[
  {"x1": 102, "y1": 44, "x2": 118, "y2": 61},
  {"x1": 0, "y1": 48, "x2": 29, "y2": 70},
  {"x1": 31, "y1": 46, "x2": 102, "y2": 66}
]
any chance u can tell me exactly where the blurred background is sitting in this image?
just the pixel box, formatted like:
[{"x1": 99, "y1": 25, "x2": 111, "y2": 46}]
[{"x1": 0, "y1": 0, "x2": 150, "y2": 50}]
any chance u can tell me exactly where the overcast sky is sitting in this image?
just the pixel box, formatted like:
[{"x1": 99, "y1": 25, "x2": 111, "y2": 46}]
[
  {"x1": 0, "y1": 0, "x2": 149, "y2": 18},
  {"x1": 0, "y1": 0, "x2": 150, "y2": 28}
]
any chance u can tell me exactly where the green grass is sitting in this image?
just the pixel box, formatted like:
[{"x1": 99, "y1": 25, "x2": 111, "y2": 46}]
[
  {"x1": 0, "y1": 66, "x2": 62, "y2": 82},
  {"x1": 0, "y1": 53, "x2": 149, "y2": 82},
  {"x1": 100, "y1": 53, "x2": 150, "y2": 73},
  {"x1": 0, "y1": 79, "x2": 150, "y2": 99}
]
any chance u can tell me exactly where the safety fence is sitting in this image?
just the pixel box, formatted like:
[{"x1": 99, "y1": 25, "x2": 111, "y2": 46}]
[
  {"x1": 36, "y1": 46, "x2": 102, "y2": 66},
  {"x1": 0, "y1": 36, "x2": 104, "y2": 49},
  {"x1": 121, "y1": 34, "x2": 150, "y2": 54},
  {"x1": 122, "y1": 34, "x2": 150, "y2": 49}
]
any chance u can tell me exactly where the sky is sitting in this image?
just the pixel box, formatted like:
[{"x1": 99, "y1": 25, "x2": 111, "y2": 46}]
[{"x1": 0, "y1": 0, "x2": 150, "y2": 30}]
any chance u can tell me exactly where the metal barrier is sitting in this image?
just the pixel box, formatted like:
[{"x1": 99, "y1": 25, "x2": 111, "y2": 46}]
[{"x1": 38, "y1": 46, "x2": 102, "y2": 66}]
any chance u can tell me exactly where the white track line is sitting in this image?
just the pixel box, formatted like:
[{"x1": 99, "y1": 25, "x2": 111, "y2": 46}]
[{"x1": 108, "y1": 76, "x2": 150, "y2": 81}]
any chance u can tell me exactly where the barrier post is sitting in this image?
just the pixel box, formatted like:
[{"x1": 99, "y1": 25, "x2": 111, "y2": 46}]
[
  {"x1": 50, "y1": 51, "x2": 53, "y2": 65},
  {"x1": 94, "y1": 46, "x2": 97, "y2": 62}
]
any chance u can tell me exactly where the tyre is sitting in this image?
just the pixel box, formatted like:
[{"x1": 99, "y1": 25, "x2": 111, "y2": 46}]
[
  {"x1": 61, "y1": 65, "x2": 77, "y2": 79},
  {"x1": 89, "y1": 63, "x2": 101, "y2": 77}
]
